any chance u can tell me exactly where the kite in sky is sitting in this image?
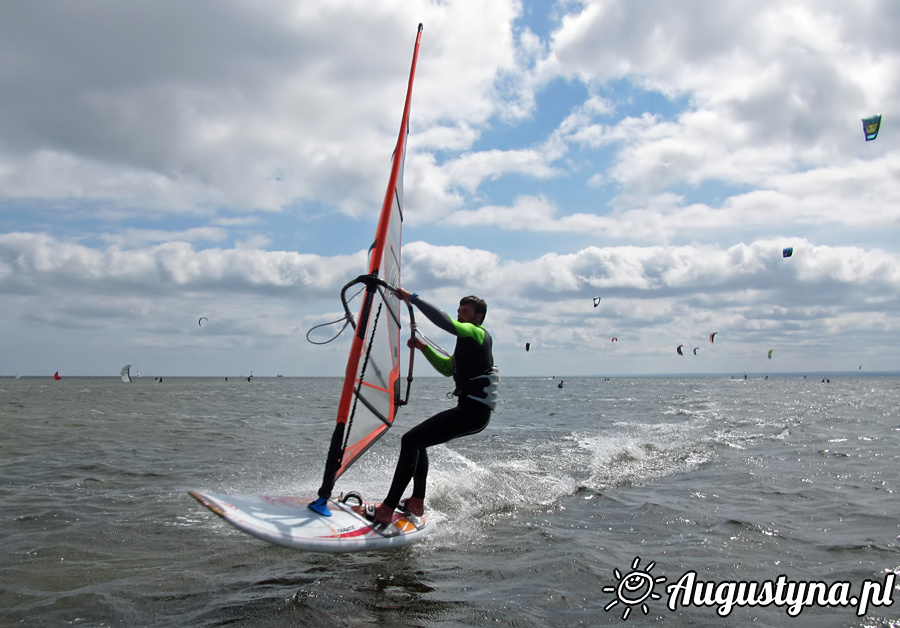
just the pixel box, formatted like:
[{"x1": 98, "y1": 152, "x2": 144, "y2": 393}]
[
  {"x1": 593, "y1": 297, "x2": 601, "y2": 307},
  {"x1": 709, "y1": 332, "x2": 718, "y2": 343},
  {"x1": 783, "y1": 247, "x2": 793, "y2": 258},
  {"x1": 768, "y1": 349, "x2": 774, "y2": 359},
  {"x1": 676, "y1": 344, "x2": 684, "y2": 356},
  {"x1": 198, "y1": 317, "x2": 208, "y2": 326},
  {"x1": 862, "y1": 114, "x2": 882, "y2": 141}
]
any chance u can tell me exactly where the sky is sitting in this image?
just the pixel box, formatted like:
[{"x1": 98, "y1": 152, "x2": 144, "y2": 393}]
[{"x1": 1, "y1": 0, "x2": 898, "y2": 378}]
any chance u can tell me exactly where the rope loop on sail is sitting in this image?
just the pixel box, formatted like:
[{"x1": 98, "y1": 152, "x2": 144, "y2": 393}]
[
  {"x1": 305, "y1": 273, "x2": 419, "y2": 406},
  {"x1": 303, "y1": 279, "x2": 370, "y2": 345},
  {"x1": 305, "y1": 315, "x2": 353, "y2": 345}
]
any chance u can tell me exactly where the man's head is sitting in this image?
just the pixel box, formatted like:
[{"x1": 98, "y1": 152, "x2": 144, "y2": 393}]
[{"x1": 458, "y1": 295, "x2": 487, "y2": 325}]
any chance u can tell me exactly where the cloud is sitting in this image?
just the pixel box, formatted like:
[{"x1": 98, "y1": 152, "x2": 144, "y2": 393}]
[
  {"x1": 2, "y1": 230, "x2": 898, "y2": 375},
  {"x1": 98, "y1": 227, "x2": 229, "y2": 248},
  {"x1": 402, "y1": 239, "x2": 900, "y2": 305},
  {"x1": 0, "y1": 232, "x2": 363, "y2": 297},
  {"x1": 433, "y1": 144, "x2": 900, "y2": 245},
  {"x1": 2, "y1": 1, "x2": 899, "y2": 375},
  {"x1": 393, "y1": 239, "x2": 899, "y2": 374},
  {"x1": 534, "y1": 0, "x2": 900, "y2": 208},
  {"x1": 442, "y1": 195, "x2": 559, "y2": 229},
  {"x1": 442, "y1": 147, "x2": 564, "y2": 194},
  {"x1": 0, "y1": 0, "x2": 524, "y2": 218}
]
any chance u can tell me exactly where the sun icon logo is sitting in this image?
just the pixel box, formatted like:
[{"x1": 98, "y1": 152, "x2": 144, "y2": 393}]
[{"x1": 603, "y1": 556, "x2": 666, "y2": 620}]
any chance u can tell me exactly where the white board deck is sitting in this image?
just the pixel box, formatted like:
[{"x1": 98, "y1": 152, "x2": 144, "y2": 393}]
[{"x1": 189, "y1": 491, "x2": 429, "y2": 552}]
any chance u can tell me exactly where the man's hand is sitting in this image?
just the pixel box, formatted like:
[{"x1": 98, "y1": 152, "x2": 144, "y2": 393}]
[{"x1": 396, "y1": 287, "x2": 413, "y2": 302}]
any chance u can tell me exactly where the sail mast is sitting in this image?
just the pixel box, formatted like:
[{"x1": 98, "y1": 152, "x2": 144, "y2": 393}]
[
  {"x1": 315, "y1": 24, "x2": 424, "y2": 505},
  {"x1": 367, "y1": 22, "x2": 423, "y2": 279}
]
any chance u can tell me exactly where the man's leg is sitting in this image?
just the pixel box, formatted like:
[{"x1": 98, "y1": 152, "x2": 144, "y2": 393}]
[{"x1": 384, "y1": 400, "x2": 491, "y2": 509}]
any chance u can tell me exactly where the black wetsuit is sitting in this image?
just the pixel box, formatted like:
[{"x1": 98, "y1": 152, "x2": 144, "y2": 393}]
[{"x1": 383, "y1": 295, "x2": 497, "y2": 508}]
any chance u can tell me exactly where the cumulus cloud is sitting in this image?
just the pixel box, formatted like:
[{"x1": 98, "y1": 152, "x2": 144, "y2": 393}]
[
  {"x1": 0, "y1": 232, "x2": 364, "y2": 296},
  {"x1": 1, "y1": 1, "x2": 899, "y2": 375},
  {"x1": 534, "y1": 0, "x2": 900, "y2": 218},
  {"x1": 2, "y1": 230, "x2": 898, "y2": 375},
  {"x1": 396, "y1": 239, "x2": 900, "y2": 374},
  {"x1": 97, "y1": 227, "x2": 229, "y2": 248},
  {"x1": 0, "y1": 0, "x2": 522, "y2": 217}
]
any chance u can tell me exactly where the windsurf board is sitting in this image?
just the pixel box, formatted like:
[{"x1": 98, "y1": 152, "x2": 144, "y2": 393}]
[{"x1": 189, "y1": 491, "x2": 429, "y2": 552}]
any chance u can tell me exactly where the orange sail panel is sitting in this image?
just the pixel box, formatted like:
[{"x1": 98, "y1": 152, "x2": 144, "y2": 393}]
[{"x1": 317, "y1": 24, "x2": 423, "y2": 498}]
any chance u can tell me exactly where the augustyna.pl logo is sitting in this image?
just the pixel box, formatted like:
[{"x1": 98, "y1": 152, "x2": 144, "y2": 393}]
[
  {"x1": 603, "y1": 556, "x2": 895, "y2": 620},
  {"x1": 603, "y1": 556, "x2": 667, "y2": 619}
]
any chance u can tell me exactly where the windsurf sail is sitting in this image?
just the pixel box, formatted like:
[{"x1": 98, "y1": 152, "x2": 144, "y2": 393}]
[
  {"x1": 314, "y1": 24, "x2": 424, "y2": 509},
  {"x1": 121, "y1": 364, "x2": 133, "y2": 383}
]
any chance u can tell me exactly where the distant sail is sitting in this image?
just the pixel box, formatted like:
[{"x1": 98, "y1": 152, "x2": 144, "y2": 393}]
[
  {"x1": 53, "y1": 371, "x2": 61, "y2": 380},
  {"x1": 120, "y1": 364, "x2": 133, "y2": 383}
]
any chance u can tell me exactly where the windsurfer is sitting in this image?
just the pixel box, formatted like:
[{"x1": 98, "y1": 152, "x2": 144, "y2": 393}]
[{"x1": 365, "y1": 288, "x2": 498, "y2": 525}]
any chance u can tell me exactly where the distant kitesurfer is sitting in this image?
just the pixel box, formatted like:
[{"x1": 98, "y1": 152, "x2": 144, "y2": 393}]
[{"x1": 362, "y1": 289, "x2": 498, "y2": 526}]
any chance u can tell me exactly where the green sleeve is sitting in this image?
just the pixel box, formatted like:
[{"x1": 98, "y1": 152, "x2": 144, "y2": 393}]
[
  {"x1": 422, "y1": 345, "x2": 454, "y2": 377},
  {"x1": 449, "y1": 320, "x2": 485, "y2": 344},
  {"x1": 410, "y1": 295, "x2": 485, "y2": 344}
]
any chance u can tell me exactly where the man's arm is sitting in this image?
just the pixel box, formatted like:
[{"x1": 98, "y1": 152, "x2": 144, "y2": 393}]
[
  {"x1": 397, "y1": 288, "x2": 485, "y2": 344},
  {"x1": 405, "y1": 327, "x2": 453, "y2": 376},
  {"x1": 423, "y1": 346, "x2": 454, "y2": 376}
]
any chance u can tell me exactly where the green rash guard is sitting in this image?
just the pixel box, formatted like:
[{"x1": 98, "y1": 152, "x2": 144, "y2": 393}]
[{"x1": 410, "y1": 295, "x2": 494, "y2": 399}]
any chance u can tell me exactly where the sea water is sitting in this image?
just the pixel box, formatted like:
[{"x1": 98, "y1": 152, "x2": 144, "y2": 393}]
[{"x1": 1, "y1": 375, "x2": 899, "y2": 627}]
